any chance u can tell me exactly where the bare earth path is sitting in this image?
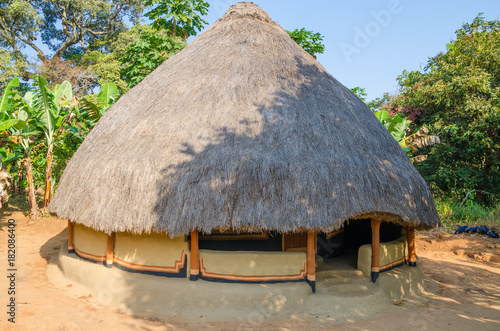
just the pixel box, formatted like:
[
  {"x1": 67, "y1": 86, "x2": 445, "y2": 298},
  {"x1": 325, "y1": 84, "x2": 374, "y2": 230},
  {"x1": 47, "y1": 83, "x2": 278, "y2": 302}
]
[{"x1": 0, "y1": 209, "x2": 499, "y2": 330}]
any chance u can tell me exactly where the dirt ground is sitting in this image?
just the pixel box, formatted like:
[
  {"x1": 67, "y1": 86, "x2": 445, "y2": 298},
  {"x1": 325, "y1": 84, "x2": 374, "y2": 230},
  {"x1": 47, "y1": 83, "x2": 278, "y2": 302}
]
[{"x1": 0, "y1": 208, "x2": 499, "y2": 331}]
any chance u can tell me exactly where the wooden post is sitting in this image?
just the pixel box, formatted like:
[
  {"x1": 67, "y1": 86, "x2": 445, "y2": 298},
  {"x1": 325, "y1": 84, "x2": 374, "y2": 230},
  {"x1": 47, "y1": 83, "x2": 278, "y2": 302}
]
[
  {"x1": 406, "y1": 227, "x2": 417, "y2": 266},
  {"x1": 190, "y1": 229, "x2": 200, "y2": 281},
  {"x1": 371, "y1": 219, "x2": 381, "y2": 283},
  {"x1": 307, "y1": 230, "x2": 316, "y2": 293},
  {"x1": 67, "y1": 220, "x2": 74, "y2": 253},
  {"x1": 106, "y1": 233, "x2": 114, "y2": 268}
]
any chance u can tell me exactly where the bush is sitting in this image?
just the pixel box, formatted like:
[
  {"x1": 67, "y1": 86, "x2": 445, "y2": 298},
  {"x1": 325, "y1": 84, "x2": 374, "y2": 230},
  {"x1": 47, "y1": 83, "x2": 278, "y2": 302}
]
[{"x1": 436, "y1": 196, "x2": 500, "y2": 232}]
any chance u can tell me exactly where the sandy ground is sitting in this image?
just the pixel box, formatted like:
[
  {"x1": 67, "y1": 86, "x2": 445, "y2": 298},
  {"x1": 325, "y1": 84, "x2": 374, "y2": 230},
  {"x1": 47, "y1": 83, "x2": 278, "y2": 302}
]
[{"x1": 0, "y1": 208, "x2": 499, "y2": 331}]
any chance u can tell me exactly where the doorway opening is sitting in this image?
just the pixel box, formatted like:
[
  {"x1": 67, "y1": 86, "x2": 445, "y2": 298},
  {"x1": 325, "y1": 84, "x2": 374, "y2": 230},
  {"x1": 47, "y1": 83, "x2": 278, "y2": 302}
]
[{"x1": 317, "y1": 219, "x2": 403, "y2": 271}]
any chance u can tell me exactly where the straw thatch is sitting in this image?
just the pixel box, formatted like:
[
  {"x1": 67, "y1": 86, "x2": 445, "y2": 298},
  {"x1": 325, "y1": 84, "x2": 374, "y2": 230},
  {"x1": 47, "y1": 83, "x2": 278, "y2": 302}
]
[{"x1": 49, "y1": 2, "x2": 440, "y2": 236}]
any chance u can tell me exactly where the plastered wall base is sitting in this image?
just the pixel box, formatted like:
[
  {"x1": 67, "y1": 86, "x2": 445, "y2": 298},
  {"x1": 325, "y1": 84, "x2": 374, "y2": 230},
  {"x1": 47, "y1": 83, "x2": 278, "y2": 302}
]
[{"x1": 52, "y1": 242, "x2": 432, "y2": 322}]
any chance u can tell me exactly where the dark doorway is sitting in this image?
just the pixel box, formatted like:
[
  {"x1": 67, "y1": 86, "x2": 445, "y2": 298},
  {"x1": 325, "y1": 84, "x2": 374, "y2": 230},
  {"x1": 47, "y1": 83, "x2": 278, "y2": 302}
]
[{"x1": 317, "y1": 219, "x2": 403, "y2": 264}]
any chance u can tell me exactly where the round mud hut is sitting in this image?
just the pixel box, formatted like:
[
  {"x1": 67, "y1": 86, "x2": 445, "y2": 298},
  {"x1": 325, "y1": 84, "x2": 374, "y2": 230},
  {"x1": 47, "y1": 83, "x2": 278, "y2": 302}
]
[{"x1": 49, "y1": 2, "x2": 440, "y2": 295}]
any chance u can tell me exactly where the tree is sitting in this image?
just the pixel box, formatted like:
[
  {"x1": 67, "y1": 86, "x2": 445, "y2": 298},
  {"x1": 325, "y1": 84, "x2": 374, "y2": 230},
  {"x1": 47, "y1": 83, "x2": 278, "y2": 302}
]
[
  {"x1": 0, "y1": 0, "x2": 40, "y2": 80},
  {"x1": 0, "y1": 49, "x2": 28, "y2": 91},
  {"x1": 145, "y1": 0, "x2": 210, "y2": 40},
  {"x1": 0, "y1": 0, "x2": 144, "y2": 84},
  {"x1": 118, "y1": 0, "x2": 209, "y2": 88},
  {"x1": 34, "y1": 0, "x2": 143, "y2": 59},
  {"x1": 366, "y1": 93, "x2": 393, "y2": 112},
  {"x1": 349, "y1": 87, "x2": 367, "y2": 102},
  {"x1": 394, "y1": 15, "x2": 500, "y2": 201},
  {"x1": 37, "y1": 57, "x2": 94, "y2": 96},
  {"x1": 287, "y1": 28, "x2": 325, "y2": 58},
  {"x1": 74, "y1": 25, "x2": 157, "y2": 93},
  {"x1": 120, "y1": 34, "x2": 186, "y2": 87}
]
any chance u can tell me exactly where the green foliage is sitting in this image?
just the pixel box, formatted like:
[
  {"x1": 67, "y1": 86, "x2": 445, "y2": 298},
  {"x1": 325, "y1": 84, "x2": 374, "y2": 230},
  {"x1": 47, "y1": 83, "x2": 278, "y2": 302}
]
[
  {"x1": 0, "y1": 49, "x2": 28, "y2": 90},
  {"x1": 287, "y1": 28, "x2": 325, "y2": 57},
  {"x1": 81, "y1": 25, "x2": 160, "y2": 93},
  {"x1": 349, "y1": 87, "x2": 367, "y2": 102},
  {"x1": 30, "y1": 130, "x2": 83, "y2": 191},
  {"x1": 0, "y1": 76, "x2": 120, "y2": 208},
  {"x1": 29, "y1": 80, "x2": 120, "y2": 192},
  {"x1": 121, "y1": 34, "x2": 186, "y2": 87},
  {"x1": 79, "y1": 82, "x2": 120, "y2": 124},
  {"x1": 1, "y1": 79, "x2": 42, "y2": 161},
  {"x1": 0, "y1": 78, "x2": 27, "y2": 149},
  {"x1": 52, "y1": 131, "x2": 84, "y2": 187},
  {"x1": 29, "y1": 143, "x2": 46, "y2": 189},
  {"x1": 366, "y1": 93, "x2": 392, "y2": 112},
  {"x1": 0, "y1": 0, "x2": 144, "y2": 85},
  {"x1": 83, "y1": 52, "x2": 128, "y2": 93},
  {"x1": 0, "y1": 0, "x2": 41, "y2": 66},
  {"x1": 373, "y1": 109, "x2": 441, "y2": 163},
  {"x1": 145, "y1": 0, "x2": 210, "y2": 39},
  {"x1": 395, "y1": 15, "x2": 500, "y2": 201},
  {"x1": 436, "y1": 196, "x2": 499, "y2": 232},
  {"x1": 1, "y1": 1, "x2": 206, "y2": 92},
  {"x1": 1, "y1": 78, "x2": 20, "y2": 115},
  {"x1": 374, "y1": 110, "x2": 411, "y2": 144},
  {"x1": 10, "y1": 105, "x2": 41, "y2": 159},
  {"x1": 31, "y1": 76, "x2": 70, "y2": 145},
  {"x1": 97, "y1": 83, "x2": 120, "y2": 108},
  {"x1": 34, "y1": 0, "x2": 144, "y2": 57}
]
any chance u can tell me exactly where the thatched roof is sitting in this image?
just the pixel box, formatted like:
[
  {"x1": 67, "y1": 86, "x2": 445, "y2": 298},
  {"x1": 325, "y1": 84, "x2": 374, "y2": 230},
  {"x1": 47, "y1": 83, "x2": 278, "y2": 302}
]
[{"x1": 49, "y1": 2, "x2": 440, "y2": 236}]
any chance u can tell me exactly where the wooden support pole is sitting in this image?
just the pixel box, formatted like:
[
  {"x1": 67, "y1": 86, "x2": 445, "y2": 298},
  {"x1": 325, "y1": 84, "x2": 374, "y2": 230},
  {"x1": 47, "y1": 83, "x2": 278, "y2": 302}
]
[
  {"x1": 371, "y1": 219, "x2": 381, "y2": 283},
  {"x1": 307, "y1": 230, "x2": 316, "y2": 293},
  {"x1": 106, "y1": 233, "x2": 114, "y2": 268},
  {"x1": 190, "y1": 229, "x2": 200, "y2": 281},
  {"x1": 406, "y1": 227, "x2": 417, "y2": 266},
  {"x1": 67, "y1": 220, "x2": 74, "y2": 253}
]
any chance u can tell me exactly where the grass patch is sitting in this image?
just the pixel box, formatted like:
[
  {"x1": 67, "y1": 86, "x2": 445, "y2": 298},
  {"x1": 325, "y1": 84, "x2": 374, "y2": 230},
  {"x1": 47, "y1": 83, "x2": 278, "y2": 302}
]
[{"x1": 436, "y1": 197, "x2": 500, "y2": 233}]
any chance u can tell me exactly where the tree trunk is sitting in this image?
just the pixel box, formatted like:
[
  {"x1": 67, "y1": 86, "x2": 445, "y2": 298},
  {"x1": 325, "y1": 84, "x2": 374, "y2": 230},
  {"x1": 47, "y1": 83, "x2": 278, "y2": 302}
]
[
  {"x1": 25, "y1": 156, "x2": 38, "y2": 215},
  {"x1": 43, "y1": 144, "x2": 54, "y2": 209},
  {"x1": 172, "y1": 17, "x2": 177, "y2": 37},
  {"x1": 17, "y1": 166, "x2": 24, "y2": 197}
]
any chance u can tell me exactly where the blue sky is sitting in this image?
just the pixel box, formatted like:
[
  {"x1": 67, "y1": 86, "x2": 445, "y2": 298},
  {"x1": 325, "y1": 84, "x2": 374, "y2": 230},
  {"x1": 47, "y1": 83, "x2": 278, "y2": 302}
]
[
  {"x1": 201, "y1": 0, "x2": 500, "y2": 101},
  {"x1": 24, "y1": 1, "x2": 499, "y2": 100}
]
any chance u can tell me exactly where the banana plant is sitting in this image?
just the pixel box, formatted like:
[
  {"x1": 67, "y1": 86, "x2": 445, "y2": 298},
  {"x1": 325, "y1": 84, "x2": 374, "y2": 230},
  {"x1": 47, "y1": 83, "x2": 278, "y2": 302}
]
[
  {"x1": 7, "y1": 132, "x2": 40, "y2": 215},
  {"x1": 0, "y1": 78, "x2": 27, "y2": 210},
  {"x1": 0, "y1": 78, "x2": 27, "y2": 146},
  {"x1": 81, "y1": 82, "x2": 120, "y2": 122},
  {"x1": 0, "y1": 78, "x2": 45, "y2": 215},
  {"x1": 10, "y1": 95, "x2": 42, "y2": 215},
  {"x1": 375, "y1": 110, "x2": 440, "y2": 161},
  {"x1": 402, "y1": 127, "x2": 441, "y2": 162},
  {"x1": 375, "y1": 110, "x2": 411, "y2": 146},
  {"x1": 30, "y1": 76, "x2": 72, "y2": 209},
  {"x1": 70, "y1": 82, "x2": 120, "y2": 137}
]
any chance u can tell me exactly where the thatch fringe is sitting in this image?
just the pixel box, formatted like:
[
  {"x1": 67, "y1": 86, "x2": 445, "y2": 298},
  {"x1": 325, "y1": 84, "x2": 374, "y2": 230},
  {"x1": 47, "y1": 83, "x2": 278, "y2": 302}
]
[{"x1": 49, "y1": 2, "x2": 440, "y2": 236}]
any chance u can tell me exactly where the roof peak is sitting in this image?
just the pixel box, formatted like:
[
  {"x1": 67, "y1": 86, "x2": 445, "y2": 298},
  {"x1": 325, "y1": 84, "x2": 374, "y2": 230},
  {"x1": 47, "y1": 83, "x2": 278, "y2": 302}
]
[{"x1": 221, "y1": 2, "x2": 272, "y2": 23}]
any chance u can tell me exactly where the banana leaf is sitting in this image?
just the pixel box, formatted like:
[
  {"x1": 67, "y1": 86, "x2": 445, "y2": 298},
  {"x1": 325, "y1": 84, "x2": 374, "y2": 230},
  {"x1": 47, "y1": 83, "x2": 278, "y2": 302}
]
[
  {"x1": 54, "y1": 81, "x2": 73, "y2": 108},
  {"x1": 32, "y1": 76, "x2": 59, "y2": 143},
  {"x1": 97, "y1": 82, "x2": 119, "y2": 107},
  {"x1": 0, "y1": 78, "x2": 19, "y2": 113}
]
